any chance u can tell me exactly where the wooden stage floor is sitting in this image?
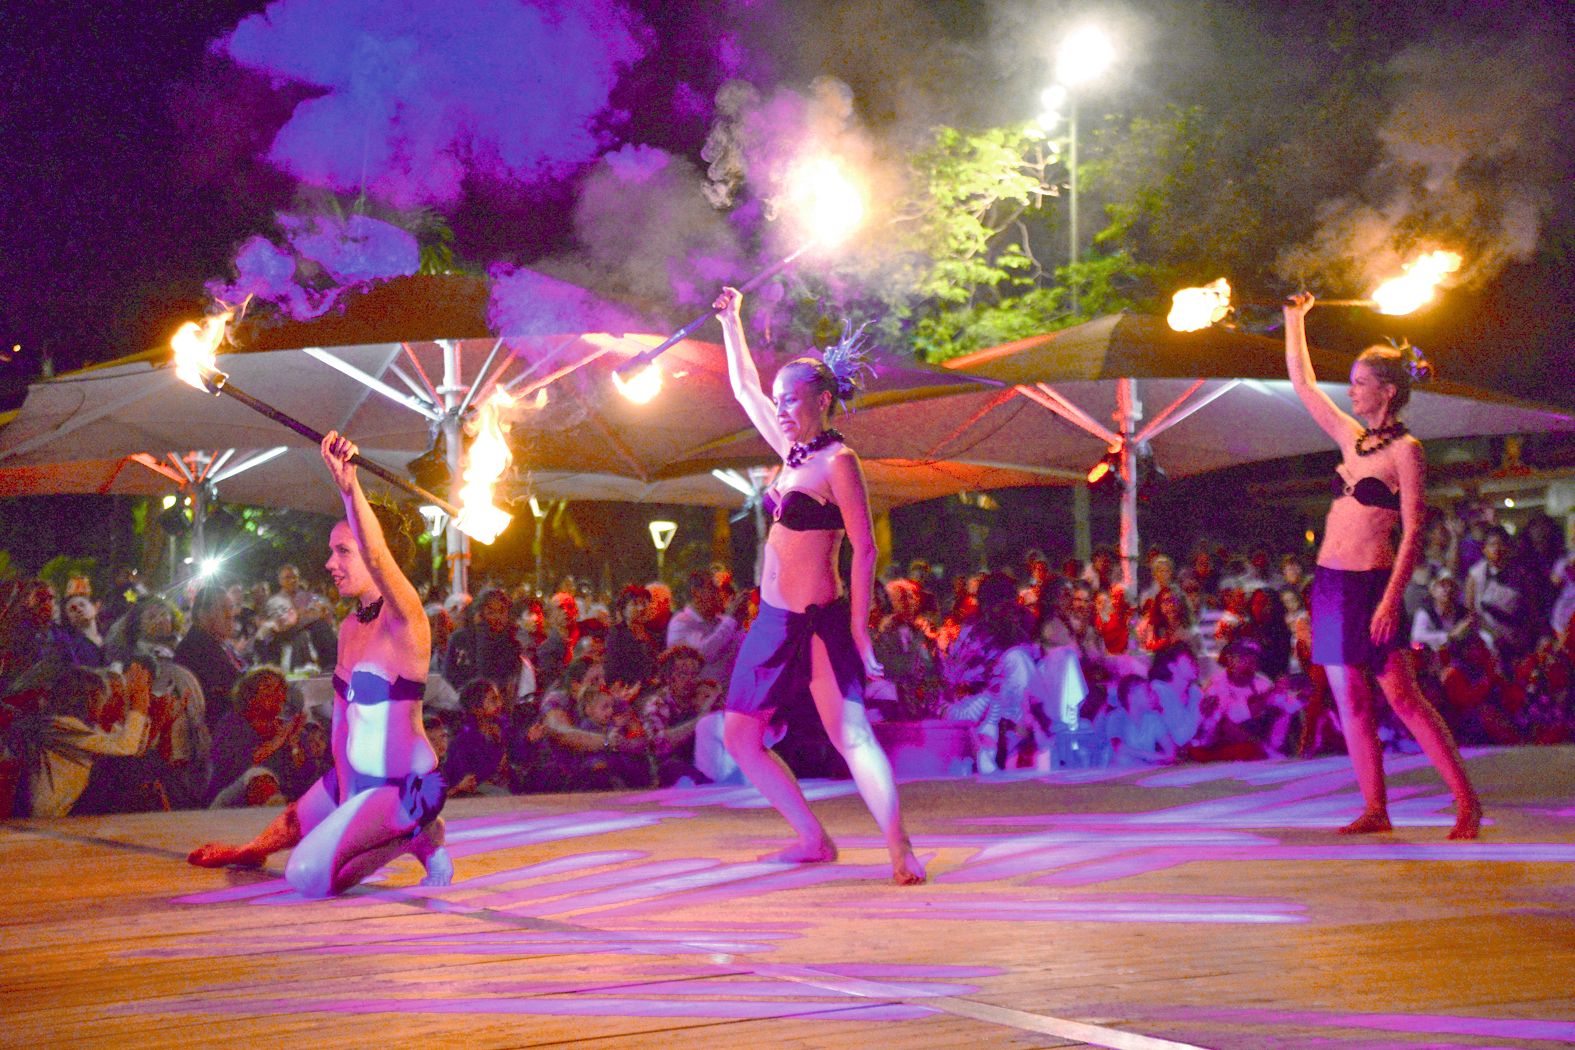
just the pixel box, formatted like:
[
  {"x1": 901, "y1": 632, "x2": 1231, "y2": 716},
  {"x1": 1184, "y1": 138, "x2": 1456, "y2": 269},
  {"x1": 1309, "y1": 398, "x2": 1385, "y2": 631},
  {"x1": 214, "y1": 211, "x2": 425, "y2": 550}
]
[{"x1": 3, "y1": 746, "x2": 1573, "y2": 1049}]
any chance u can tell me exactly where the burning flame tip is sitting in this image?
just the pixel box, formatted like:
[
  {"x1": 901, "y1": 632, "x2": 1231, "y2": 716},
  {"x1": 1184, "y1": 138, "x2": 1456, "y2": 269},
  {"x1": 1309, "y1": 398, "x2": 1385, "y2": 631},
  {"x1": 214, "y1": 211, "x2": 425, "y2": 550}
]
[
  {"x1": 170, "y1": 310, "x2": 235, "y2": 391},
  {"x1": 1167, "y1": 277, "x2": 1233, "y2": 333},
  {"x1": 455, "y1": 387, "x2": 516, "y2": 544},
  {"x1": 1371, "y1": 250, "x2": 1462, "y2": 315}
]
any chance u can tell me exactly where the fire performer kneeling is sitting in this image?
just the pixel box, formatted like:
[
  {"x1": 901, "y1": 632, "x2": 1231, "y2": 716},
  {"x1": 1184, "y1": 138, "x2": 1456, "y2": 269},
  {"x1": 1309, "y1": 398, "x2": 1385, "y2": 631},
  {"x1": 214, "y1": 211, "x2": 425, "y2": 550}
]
[
  {"x1": 188, "y1": 433, "x2": 453, "y2": 893},
  {"x1": 1284, "y1": 293, "x2": 1480, "y2": 839},
  {"x1": 713, "y1": 286, "x2": 925, "y2": 885}
]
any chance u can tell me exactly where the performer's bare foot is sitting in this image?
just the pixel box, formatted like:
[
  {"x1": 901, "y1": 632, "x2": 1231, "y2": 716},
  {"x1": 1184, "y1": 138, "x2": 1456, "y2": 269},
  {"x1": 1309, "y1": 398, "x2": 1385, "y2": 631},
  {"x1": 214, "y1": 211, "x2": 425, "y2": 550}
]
[
  {"x1": 1336, "y1": 809, "x2": 1393, "y2": 835},
  {"x1": 1447, "y1": 797, "x2": 1482, "y2": 841},
  {"x1": 187, "y1": 842, "x2": 270, "y2": 868},
  {"x1": 759, "y1": 833, "x2": 837, "y2": 864},
  {"x1": 890, "y1": 841, "x2": 927, "y2": 886},
  {"x1": 411, "y1": 817, "x2": 454, "y2": 886}
]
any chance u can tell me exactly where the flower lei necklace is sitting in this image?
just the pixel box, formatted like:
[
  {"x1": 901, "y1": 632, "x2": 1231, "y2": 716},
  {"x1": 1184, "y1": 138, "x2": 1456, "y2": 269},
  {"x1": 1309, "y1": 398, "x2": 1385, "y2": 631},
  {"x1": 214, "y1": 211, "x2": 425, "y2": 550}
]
[
  {"x1": 1355, "y1": 420, "x2": 1407, "y2": 457},
  {"x1": 786, "y1": 427, "x2": 843, "y2": 468}
]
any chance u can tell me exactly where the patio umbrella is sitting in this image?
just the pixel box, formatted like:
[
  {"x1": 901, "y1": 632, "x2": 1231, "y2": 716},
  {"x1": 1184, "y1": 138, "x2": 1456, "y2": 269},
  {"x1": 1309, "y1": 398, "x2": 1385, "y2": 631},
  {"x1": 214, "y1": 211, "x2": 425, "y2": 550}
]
[{"x1": 934, "y1": 312, "x2": 1575, "y2": 587}]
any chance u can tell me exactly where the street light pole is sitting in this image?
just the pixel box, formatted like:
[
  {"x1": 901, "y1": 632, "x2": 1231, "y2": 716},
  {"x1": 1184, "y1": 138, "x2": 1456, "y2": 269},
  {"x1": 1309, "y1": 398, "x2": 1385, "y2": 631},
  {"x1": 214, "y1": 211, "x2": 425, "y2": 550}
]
[{"x1": 1068, "y1": 94, "x2": 1079, "y2": 316}]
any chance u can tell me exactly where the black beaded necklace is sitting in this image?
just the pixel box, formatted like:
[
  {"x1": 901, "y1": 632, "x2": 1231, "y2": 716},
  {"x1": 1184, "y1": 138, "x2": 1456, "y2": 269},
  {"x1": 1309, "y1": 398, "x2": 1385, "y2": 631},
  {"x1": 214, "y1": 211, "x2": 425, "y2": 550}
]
[
  {"x1": 354, "y1": 597, "x2": 384, "y2": 624},
  {"x1": 786, "y1": 427, "x2": 843, "y2": 468},
  {"x1": 1355, "y1": 420, "x2": 1407, "y2": 457}
]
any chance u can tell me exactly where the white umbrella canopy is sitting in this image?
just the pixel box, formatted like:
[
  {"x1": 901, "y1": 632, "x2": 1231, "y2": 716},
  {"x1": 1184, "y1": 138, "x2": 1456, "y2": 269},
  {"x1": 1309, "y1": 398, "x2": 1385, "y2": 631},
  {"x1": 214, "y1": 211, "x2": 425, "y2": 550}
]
[
  {"x1": 0, "y1": 331, "x2": 993, "y2": 513},
  {"x1": 525, "y1": 457, "x2": 1075, "y2": 512}
]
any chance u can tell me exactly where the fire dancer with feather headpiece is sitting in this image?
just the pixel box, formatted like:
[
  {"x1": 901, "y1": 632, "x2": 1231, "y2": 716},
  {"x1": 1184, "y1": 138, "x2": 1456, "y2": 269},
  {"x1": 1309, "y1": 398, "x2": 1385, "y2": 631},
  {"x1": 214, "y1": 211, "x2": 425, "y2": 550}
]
[
  {"x1": 1285, "y1": 293, "x2": 1480, "y2": 839},
  {"x1": 188, "y1": 433, "x2": 453, "y2": 893},
  {"x1": 712, "y1": 286, "x2": 925, "y2": 885}
]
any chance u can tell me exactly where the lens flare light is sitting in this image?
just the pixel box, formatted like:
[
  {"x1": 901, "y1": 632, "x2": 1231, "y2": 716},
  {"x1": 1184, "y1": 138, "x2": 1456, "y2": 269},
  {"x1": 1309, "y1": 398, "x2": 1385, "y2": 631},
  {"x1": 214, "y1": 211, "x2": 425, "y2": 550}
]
[{"x1": 783, "y1": 155, "x2": 867, "y2": 249}]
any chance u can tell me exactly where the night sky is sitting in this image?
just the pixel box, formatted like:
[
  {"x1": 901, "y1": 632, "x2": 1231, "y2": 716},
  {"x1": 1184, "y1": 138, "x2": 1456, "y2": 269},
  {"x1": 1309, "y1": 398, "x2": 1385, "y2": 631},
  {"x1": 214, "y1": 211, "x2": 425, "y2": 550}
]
[{"x1": 1, "y1": 0, "x2": 1570, "y2": 407}]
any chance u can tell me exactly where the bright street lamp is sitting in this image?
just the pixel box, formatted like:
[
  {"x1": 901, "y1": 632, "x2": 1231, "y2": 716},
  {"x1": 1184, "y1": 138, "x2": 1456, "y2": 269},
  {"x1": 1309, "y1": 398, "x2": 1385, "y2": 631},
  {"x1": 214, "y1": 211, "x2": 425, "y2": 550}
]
[{"x1": 1046, "y1": 25, "x2": 1115, "y2": 316}]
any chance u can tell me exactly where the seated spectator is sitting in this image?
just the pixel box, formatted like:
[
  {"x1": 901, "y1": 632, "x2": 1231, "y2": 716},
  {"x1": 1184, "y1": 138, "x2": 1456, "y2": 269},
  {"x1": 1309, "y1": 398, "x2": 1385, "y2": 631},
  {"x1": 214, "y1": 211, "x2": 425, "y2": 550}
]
[
  {"x1": 208, "y1": 766, "x2": 285, "y2": 809},
  {"x1": 1512, "y1": 634, "x2": 1573, "y2": 744},
  {"x1": 205, "y1": 667, "x2": 304, "y2": 807},
  {"x1": 271, "y1": 563, "x2": 338, "y2": 672},
  {"x1": 1106, "y1": 674, "x2": 1178, "y2": 767},
  {"x1": 1435, "y1": 634, "x2": 1522, "y2": 746},
  {"x1": 276, "y1": 719, "x2": 332, "y2": 802},
  {"x1": 636, "y1": 645, "x2": 714, "y2": 786},
  {"x1": 61, "y1": 594, "x2": 106, "y2": 667},
  {"x1": 1136, "y1": 586, "x2": 1192, "y2": 655},
  {"x1": 1466, "y1": 526, "x2": 1533, "y2": 662},
  {"x1": 943, "y1": 572, "x2": 1029, "y2": 773},
  {"x1": 534, "y1": 662, "x2": 648, "y2": 791},
  {"x1": 1412, "y1": 575, "x2": 1475, "y2": 651},
  {"x1": 666, "y1": 571, "x2": 744, "y2": 687},
  {"x1": 175, "y1": 584, "x2": 245, "y2": 728},
  {"x1": 443, "y1": 678, "x2": 511, "y2": 797},
  {"x1": 868, "y1": 579, "x2": 944, "y2": 721},
  {"x1": 1041, "y1": 579, "x2": 1110, "y2": 681},
  {"x1": 1149, "y1": 643, "x2": 1204, "y2": 751},
  {"x1": 28, "y1": 664, "x2": 152, "y2": 817},
  {"x1": 605, "y1": 585, "x2": 659, "y2": 689},
  {"x1": 1187, "y1": 638, "x2": 1274, "y2": 762},
  {"x1": 1550, "y1": 551, "x2": 1575, "y2": 637},
  {"x1": 1139, "y1": 554, "x2": 1177, "y2": 608},
  {"x1": 1241, "y1": 587, "x2": 1292, "y2": 678},
  {"x1": 1281, "y1": 586, "x2": 1313, "y2": 673},
  {"x1": 73, "y1": 658, "x2": 186, "y2": 814},
  {"x1": 444, "y1": 587, "x2": 524, "y2": 694}
]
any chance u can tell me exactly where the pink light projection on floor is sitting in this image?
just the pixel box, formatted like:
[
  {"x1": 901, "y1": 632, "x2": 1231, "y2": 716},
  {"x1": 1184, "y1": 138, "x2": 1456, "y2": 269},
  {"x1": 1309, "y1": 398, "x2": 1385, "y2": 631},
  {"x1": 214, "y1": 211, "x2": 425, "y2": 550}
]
[{"x1": 146, "y1": 752, "x2": 1573, "y2": 1033}]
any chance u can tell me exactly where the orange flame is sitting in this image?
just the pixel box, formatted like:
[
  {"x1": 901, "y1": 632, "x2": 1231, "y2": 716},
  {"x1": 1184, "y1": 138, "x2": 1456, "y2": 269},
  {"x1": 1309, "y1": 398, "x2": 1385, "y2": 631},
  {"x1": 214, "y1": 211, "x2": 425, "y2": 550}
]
[
  {"x1": 453, "y1": 390, "x2": 516, "y2": 544},
  {"x1": 1370, "y1": 250, "x2": 1461, "y2": 315},
  {"x1": 170, "y1": 311, "x2": 233, "y2": 390},
  {"x1": 1166, "y1": 278, "x2": 1232, "y2": 332}
]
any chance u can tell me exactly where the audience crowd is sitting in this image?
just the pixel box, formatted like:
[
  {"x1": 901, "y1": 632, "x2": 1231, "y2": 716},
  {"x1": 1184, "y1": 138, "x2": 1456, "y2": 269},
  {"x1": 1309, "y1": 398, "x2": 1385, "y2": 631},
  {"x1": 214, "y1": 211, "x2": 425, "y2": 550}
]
[{"x1": 2, "y1": 500, "x2": 1571, "y2": 817}]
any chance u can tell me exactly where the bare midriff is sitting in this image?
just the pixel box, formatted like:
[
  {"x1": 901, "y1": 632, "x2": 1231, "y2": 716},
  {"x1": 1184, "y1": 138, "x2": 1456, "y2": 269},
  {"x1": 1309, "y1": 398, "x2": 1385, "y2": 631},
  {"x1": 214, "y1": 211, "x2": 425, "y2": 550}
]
[
  {"x1": 761, "y1": 525, "x2": 844, "y2": 612},
  {"x1": 1316, "y1": 498, "x2": 1398, "y2": 572},
  {"x1": 345, "y1": 686, "x2": 439, "y2": 778}
]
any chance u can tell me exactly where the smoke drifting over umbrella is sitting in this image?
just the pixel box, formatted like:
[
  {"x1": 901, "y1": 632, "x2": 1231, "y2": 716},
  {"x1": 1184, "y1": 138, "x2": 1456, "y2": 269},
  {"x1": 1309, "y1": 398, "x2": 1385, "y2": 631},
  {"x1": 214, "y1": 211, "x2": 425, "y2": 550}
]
[
  {"x1": 220, "y1": 0, "x2": 647, "y2": 210},
  {"x1": 1278, "y1": 32, "x2": 1571, "y2": 292},
  {"x1": 208, "y1": 213, "x2": 420, "y2": 318}
]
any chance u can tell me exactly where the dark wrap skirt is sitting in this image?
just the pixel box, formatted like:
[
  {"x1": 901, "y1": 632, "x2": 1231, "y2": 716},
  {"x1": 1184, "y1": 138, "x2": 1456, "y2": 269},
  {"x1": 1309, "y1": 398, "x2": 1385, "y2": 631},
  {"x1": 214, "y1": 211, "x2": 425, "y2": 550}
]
[
  {"x1": 1310, "y1": 566, "x2": 1408, "y2": 671},
  {"x1": 320, "y1": 766, "x2": 446, "y2": 830},
  {"x1": 725, "y1": 598, "x2": 866, "y2": 714}
]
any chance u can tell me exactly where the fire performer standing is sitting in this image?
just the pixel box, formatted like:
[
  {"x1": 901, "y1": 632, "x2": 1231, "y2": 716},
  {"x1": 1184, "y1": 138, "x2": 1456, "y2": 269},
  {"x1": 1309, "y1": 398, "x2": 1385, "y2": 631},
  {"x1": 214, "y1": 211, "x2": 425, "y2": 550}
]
[
  {"x1": 1284, "y1": 293, "x2": 1480, "y2": 838},
  {"x1": 713, "y1": 286, "x2": 925, "y2": 885},
  {"x1": 189, "y1": 433, "x2": 452, "y2": 893}
]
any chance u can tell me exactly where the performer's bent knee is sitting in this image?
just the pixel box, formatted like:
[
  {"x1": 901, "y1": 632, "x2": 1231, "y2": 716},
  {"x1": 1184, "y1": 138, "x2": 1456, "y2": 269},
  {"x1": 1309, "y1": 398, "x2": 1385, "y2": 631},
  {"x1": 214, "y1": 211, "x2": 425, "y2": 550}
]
[{"x1": 284, "y1": 851, "x2": 334, "y2": 899}]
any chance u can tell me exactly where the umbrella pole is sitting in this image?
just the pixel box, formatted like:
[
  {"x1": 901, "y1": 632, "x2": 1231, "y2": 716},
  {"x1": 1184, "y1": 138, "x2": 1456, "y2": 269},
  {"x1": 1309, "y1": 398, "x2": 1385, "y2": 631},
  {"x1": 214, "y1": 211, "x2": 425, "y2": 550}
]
[
  {"x1": 441, "y1": 341, "x2": 469, "y2": 599},
  {"x1": 1116, "y1": 378, "x2": 1140, "y2": 595}
]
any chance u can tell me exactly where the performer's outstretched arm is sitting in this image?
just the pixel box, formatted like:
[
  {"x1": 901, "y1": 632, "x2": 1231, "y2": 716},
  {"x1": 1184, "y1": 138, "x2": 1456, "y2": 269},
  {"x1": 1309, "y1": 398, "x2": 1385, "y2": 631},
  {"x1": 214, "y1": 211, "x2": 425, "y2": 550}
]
[
  {"x1": 1284, "y1": 293, "x2": 1359, "y2": 444},
  {"x1": 714, "y1": 287, "x2": 790, "y2": 459}
]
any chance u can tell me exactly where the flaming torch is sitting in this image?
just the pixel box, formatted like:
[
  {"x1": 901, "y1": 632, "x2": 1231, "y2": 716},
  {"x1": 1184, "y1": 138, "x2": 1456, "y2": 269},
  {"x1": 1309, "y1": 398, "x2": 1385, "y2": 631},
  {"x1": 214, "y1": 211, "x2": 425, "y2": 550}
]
[
  {"x1": 452, "y1": 390, "x2": 516, "y2": 545},
  {"x1": 168, "y1": 312, "x2": 511, "y2": 541},
  {"x1": 1166, "y1": 278, "x2": 1233, "y2": 333},
  {"x1": 1165, "y1": 250, "x2": 1463, "y2": 331},
  {"x1": 1368, "y1": 250, "x2": 1462, "y2": 315},
  {"x1": 612, "y1": 154, "x2": 868, "y2": 391}
]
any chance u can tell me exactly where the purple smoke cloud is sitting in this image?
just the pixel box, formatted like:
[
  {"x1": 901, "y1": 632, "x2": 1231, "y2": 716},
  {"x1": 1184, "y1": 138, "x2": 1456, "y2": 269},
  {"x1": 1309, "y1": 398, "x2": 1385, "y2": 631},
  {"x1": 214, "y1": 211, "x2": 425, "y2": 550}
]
[
  {"x1": 220, "y1": 0, "x2": 647, "y2": 210},
  {"x1": 207, "y1": 212, "x2": 420, "y2": 319}
]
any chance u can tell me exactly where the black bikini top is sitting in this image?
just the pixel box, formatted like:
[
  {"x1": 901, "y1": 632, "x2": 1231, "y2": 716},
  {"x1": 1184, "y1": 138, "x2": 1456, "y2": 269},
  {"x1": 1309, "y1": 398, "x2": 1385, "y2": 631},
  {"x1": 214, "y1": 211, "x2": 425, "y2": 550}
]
[
  {"x1": 1332, "y1": 471, "x2": 1401, "y2": 511},
  {"x1": 762, "y1": 488, "x2": 845, "y2": 532},
  {"x1": 333, "y1": 668, "x2": 425, "y2": 705}
]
